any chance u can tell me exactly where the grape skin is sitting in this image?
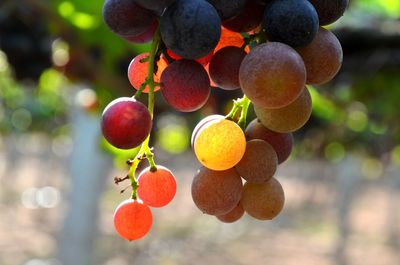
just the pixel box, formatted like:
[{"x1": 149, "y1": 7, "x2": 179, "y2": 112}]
[
  {"x1": 308, "y1": 0, "x2": 349, "y2": 26},
  {"x1": 192, "y1": 167, "x2": 243, "y2": 216},
  {"x1": 209, "y1": 46, "x2": 247, "y2": 90},
  {"x1": 222, "y1": 0, "x2": 266, "y2": 33},
  {"x1": 262, "y1": 0, "x2": 319, "y2": 48},
  {"x1": 101, "y1": 97, "x2": 152, "y2": 149},
  {"x1": 241, "y1": 178, "x2": 285, "y2": 220},
  {"x1": 113, "y1": 199, "x2": 152, "y2": 241},
  {"x1": 296, "y1": 27, "x2": 343, "y2": 85},
  {"x1": 235, "y1": 139, "x2": 278, "y2": 183},
  {"x1": 160, "y1": 60, "x2": 211, "y2": 112},
  {"x1": 239, "y1": 42, "x2": 306, "y2": 109},
  {"x1": 160, "y1": 0, "x2": 221, "y2": 59},
  {"x1": 102, "y1": 0, "x2": 155, "y2": 37},
  {"x1": 245, "y1": 119, "x2": 293, "y2": 164},
  {"x1": 254, "y1": 87, "x2": 312, "y2": 133}
]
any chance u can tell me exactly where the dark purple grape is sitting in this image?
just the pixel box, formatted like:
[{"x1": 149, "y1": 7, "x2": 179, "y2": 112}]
[
  {"x1": 160, "y1": 60, "x2": 211, "y2": 112},
  {"x1": 101, "y1": 97, "x2": 152, "y2": 149},
  {"x1": 160, "y1": 0, "x2": 221, "y2": 59},
  {"x1": 209, "y1": 46, "x2": 247, "y2": 90},
  {"x1": 134, "y1": 0, "x2": 176, "y2": 15},
  {"x1": 262, "y1": 0, "x2": 319, "y2": 47},
  {"x1": 308, "y1": 0, "x2": 349, "y2": 26},
  {"x1": 102, "y1": 0, "x2": 156, "y2": 37},
  {"x1": 206, "y1": 0, "x2": 246, "y2": 21},
  {"x1": 222, "y1": 0, "x2": 265, "y2": 33}
]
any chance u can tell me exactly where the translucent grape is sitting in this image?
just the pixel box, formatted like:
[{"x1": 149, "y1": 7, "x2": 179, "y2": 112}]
[
  {"x1": 254, "y1": 87, "x2": 312, "y2": 133},
  {"x1": 191, "y1": 115, "x2": 225, "y2": 148},
  {"x1": 241, "y1": 178, "x2": 285, "y2": 220},
  {"x1": 113, "y1": 199, "x2": 152, "y2": 240},
  {"x1": 192, "y1": 167, "x2": 243, "y2": 215},
  {"x1": 296, "y1": 28, "x2": 343, "y2": 85},
  {"x1": 193, "y1": 118, "x2": 246, "y2": 171},
  {"x1": 235, "y1": 139, "x2": 278, "y2": 183},
  {"x1": 216, "y1": 203, "x2": 244, "y2": 223},
  {"x1": 137, "y1": 166, "x2": 176, "y2": 208},
  {"x1": 239, "y1": 42, "x2": 306, "y2": 109},
  {"x1": 245, "y1": 119, "x2": 293, "y2": 164}
]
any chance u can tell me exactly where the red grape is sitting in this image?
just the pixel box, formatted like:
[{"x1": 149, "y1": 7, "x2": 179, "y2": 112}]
[
  {"x1": 113, "y1": 199, "x2": 152, "y2": 240},
  {"x1": 137, "y1": 166, "x2": 177, "y2": 208},
  {"x1": 216, "y1": 203, "x2": 244, "y2": 223}
]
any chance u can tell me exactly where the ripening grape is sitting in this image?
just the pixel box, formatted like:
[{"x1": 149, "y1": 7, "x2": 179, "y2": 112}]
[
  {"x1": 137, "y1": 166, "x2": 176, "y2": 208},
  {"x1": 160, "y1": 60, "x2": 211, "y2": 112},
  {"x1": 235, "y1": 139, "x2": 278, "y2": 183},
  {"x1": 207, "y1": 0, "x2": 246, "y2": 21},
  {"x1": 239, "y1": 42, "x2": 306, "y2": 109},
  {"x1": 123, "y1": 20, "x2": 158, "y2": 44},
  {"x1": 192, "y1": 167, "x2": 243, "y2": 215},
  {"x1": 209, "y1": 46, "x2": 247, "y2": 90},
  {"x1": 215, "y1": 27, "x2": 246, "y2": 52},
  {"x1": 308, "y1": 0, "x2": 349, "y2": 26},
  {"x1": 222, "y1": 0, "x2": 266, "y2": 33},
  {"x1": 101, "y1": 97, "x2": 152, "y2": 149},
  {"x1": 128, "y1": 53, "x2": 166, "y2": 93},
  {"x1": 193, "y1": 118, "x2": 246, "y2": 171},
  {"x1": 103, "y1": 0, "x2": 155, "y2": 37},
  {"x1": 166, "y1": 49, "x2": 214, "y2": 66},
  {"x1": 191, "y1": 115, "x2": 225, "y2": 148},
  {"x1": 254, "y1": 87, "x2": 312, "y2": 133},
  {"x1": 134, "y1": 0, "x2": 176, "y2": 14},
  {"x1": 113, "y1": 199, "x2": 152, "y2": 240},
  {"x1": 216, "y1": 203, "x2": 244, "y2": 223},
  {"x1": 241, "y1": 178, "x2": 285, "y2": 220},
  {"x1": 296, "y1": 28, "x2": 343, "y2": 85},
  {"x1": 245, "y1": 119, "x2": 293, "y2": 164},
  {"x1": 262, "y1": 0, "x2": 319, "y2": 48},
  {"x1": 160, "y1": 0, "x2": 221, "y2": 59}
]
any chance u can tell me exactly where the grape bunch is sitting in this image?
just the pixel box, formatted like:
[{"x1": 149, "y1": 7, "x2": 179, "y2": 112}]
[{"x1": 101, "y1": 0, "x2": 347, "y2": 239}]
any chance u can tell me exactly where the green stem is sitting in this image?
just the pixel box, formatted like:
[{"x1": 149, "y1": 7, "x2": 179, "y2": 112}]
[
  {"x1": 225, "y1": 95, "x2": 252, "y2": 130},
  {"x1": 127, "y1": 27, "x2": 161, "y2": 200}
]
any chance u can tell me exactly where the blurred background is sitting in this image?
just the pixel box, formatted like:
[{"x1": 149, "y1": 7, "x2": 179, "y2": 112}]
[{"x1": 0, "y1": 0, "x2": 399, "y2": 264}]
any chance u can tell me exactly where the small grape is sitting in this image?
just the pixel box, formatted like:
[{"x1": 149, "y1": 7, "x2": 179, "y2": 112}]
[
  {"x1": 239, "y1": 42, "x2": 306, "y2": 109},
  {"x1": 216, "y1": 203, "x2": 244, "y2": 223},
  {"x1": 160, "y1": 60, "x2": 210, "y2": 112},
  {"x1": 241, "y1": 178, "x2": 285, "y2": 220},
  {"x1": 262, "y1": 0, "x2": 319, "y2": 48},
  {"x1": 209, "y1": 46, "x2": 247, "y2": 90},
  {"x1": 102, "y1": 0, "x2": 155, "y2": 37},
  {"x1": 193, "y1": 118, "x2": 246, "y2": 171},
  {"x1": 137, "y1": 166, "x2": 177, "y2": 208},
  {"x1": 207, "y1": 0, "x2": 246, "y2": 21},
  {"x1": 235, "y1": 139, "x2": 278, "y2": 183},
  {"x1": 101, "y1": 97, "x2": 152, "y2": 149},
  {"x1": 245, "y1": 119, "x2": 293, "y2": 164},
  {"x1": 254, "y1": 87, "x2": 312, "y2": 133},
  {"x1": 308, "y1": 0, "x2": 349, "y2": 26},
  {"x1": 113, "y1": 199, "x2": 152, "y2": 240},
  {"x1": 222, "y1": 0, "x2": 266, "y2": 33},
  {"x1": 296, "y1": 27, "x2": 343, "y2": 85},
  {"x1": 192, "y1": 167, "x2": 243, "y2": 216}
]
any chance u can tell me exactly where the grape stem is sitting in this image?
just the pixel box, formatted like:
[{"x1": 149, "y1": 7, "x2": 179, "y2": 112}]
[
  {"x1": 127, "y1": 27, "x2": 161, "y2": 200},
  {"x1": 226, "y1": 95, "x2": 251, "y2": 130}
]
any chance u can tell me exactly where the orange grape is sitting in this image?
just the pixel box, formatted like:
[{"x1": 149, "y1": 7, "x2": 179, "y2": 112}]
[
  {"x1": 216, "y1": 203, "x2": 244, "y2": 223},
  {"x1": 235, "y1": 139, "x2": 278, "y2": 183},
  {"x1": 137, "y1": 166, "x2": 176, "y2": 208},
  {"x1": 193, "y1": 118, "x2": 246, "y2": 170},
  {"x1": 241, "y1": 178, "x2": 285, "y2": 220},
  {"x1": 113, "y1": 199, "x2": 152, "y2": 240},
  {"x1": 254, "y1": 87, "x2": 312, "y2": 133},
  {"x1": 192, "y1": 167, "x2": 243, "y2": 215}
]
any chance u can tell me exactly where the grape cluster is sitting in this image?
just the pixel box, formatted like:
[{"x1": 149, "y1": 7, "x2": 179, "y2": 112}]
[{"x1": 101, "y1": 0, "x2": 347, "y2": 238}]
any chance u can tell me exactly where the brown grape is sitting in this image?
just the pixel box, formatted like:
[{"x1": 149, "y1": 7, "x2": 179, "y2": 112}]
[
  {"x1": 235, "y1": 139, "x2": 278, "y2": 183},
  {"x1": 254, "y1": 87, "x2": 312, "y2": 133},
  {"x1": 241, "y1": 178, "x2": 285, "y2": 220},
  {"x1": 239, "y1": 42, "x2": 306, "y2": 109},
  {"x1": 245, "y1": 119, "x2": 293, "y2": 164},
  {"x1": 296, "y1": 28, "x2": 343, "y2": 85},
  {"x1": 191, "y1": 167, "x2": 243, "y2": 216},
  {"x1": 216, "y1": 203, "x2": 244, "y2": 223}
]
